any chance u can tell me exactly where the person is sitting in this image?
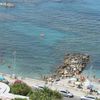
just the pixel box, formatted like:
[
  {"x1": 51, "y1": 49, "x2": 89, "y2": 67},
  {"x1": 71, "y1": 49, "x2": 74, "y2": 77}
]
[
  {"x1": 40, "y1": 33, "x2": 45, "y2": 37},
  {"x1": 8, "y1": 65, "x2": 12, "y2": 69},
  {"x1": 89, "y1": 88, "x2": 93, "y2": 94}
]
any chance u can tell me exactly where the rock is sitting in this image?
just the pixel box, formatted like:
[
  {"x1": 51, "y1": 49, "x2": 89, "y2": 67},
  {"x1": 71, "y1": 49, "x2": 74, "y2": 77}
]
[
  {"x1": 44, "y1": 53, "x2": 90, "y2": 81},
  {"x1": 56, "y1": 53, "x2": 90, "y2": 78}
]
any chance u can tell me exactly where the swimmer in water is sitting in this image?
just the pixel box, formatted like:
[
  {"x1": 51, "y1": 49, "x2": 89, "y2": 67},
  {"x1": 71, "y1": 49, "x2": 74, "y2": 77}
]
[
  {"x1": 40, "y1": 33, "x2": 45, "y2": 37},
  {"x1": 8, "y1": 65, "x2": 12, "y2": 68}
]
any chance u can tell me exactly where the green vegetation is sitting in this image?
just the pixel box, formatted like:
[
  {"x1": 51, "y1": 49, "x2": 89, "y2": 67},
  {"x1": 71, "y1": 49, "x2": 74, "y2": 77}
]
[
  {"x1": 12, "y1": 98, "x2": 27, "y2": 100},
  {"x1": 29, "y1": 87, "x2": 62, "y2": 100},
  {"x1": 10, "y1": 82, "x2": 32, "y2": 96},
  {"x1": 96, "y1": 99, "x2": 100, "y2": 100},
  {"x1": 10, "y1": 82, "x2": 62, "y2": 100}
]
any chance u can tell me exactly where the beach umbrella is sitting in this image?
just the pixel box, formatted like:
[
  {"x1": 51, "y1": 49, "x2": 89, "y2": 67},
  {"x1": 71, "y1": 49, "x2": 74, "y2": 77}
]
[
  {"x1": 69, "y1": 77, "x2": 77, "y2": 81},
  {"x1": 84, "y1": 80, "x2": 93, "y2": 89},
  {"x1": 75, "y1": 81, "x2": 81, "y2": 85},
  {"x1": 14, "y1": 80, "x2": 22, "y2": 84},
  {"x1": 0, "y1": 76, "x2": 5, "y2": 81},
  {"x1": 87, "y1": 84, "x2": 94, "y2": 89},
  {"x1": 84, "y1": 80, "x2": 90, "y2": 85}
]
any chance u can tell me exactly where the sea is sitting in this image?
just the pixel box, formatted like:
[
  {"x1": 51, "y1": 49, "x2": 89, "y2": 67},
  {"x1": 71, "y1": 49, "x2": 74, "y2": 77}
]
[{"x1": 0, "y1": 0, "x2": 100, "y2": 79}]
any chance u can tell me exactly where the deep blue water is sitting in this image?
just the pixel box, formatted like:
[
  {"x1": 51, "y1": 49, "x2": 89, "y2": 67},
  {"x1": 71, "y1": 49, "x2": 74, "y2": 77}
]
[{"x1": 0, "y1": 0, "x2": 100, "y2": 78}]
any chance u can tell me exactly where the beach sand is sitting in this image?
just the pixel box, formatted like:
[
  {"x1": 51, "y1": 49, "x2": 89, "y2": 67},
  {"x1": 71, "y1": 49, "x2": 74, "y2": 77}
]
[{"x1": 0, "y1": 72, "x2": 100, "y2": 98}]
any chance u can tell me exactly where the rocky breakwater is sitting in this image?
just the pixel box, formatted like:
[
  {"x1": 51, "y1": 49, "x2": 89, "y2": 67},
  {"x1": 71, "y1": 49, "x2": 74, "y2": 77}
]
[{"x1": 56, "y1": 53, "x2": 90, "y2": 78}]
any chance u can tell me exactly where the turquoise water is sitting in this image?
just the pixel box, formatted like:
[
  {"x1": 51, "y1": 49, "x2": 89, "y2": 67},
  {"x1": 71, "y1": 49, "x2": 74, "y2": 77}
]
[{"x1": 0, "y1": 0, "x2": 100, "y2": 78}]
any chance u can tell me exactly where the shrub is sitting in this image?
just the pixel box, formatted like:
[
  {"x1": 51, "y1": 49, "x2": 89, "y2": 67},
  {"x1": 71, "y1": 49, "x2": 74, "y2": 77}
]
[
  {"x1": 12, "y1": 98, "x2": 27, "y2": 100},
  {"x1": 29, "y1": 87, "x2": 62, "y2": 100},
  {"x1": 10, "y1": 82, "x2": 62, "y2": 100},
  {"x1": 10, "y1": 82, "x2": 32, "y2": 96},
  {"x1": 96, "y1": 99, "x2": 100, "y2": 100}
]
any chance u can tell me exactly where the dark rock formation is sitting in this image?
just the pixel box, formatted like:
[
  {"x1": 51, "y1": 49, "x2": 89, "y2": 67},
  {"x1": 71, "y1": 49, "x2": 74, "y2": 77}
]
[
  {"x1": 43, "y1": 53, "x2": 90, "y2": 82},
  {"x1": 56, "y1": 53, "x2": 90, "y2": 77}
]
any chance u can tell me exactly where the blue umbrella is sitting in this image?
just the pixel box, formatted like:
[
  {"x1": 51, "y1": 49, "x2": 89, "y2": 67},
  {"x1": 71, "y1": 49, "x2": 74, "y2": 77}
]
[
  {"x1": 0, "y1": 76, "x2": 5, "y2": 81},
  {"x1": 87, "y1": 84, "x2": 94, "y2": 89}
]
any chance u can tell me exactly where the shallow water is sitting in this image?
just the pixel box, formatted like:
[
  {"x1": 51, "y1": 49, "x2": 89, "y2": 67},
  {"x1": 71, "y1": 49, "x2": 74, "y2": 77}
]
[{"x1": 0, "y1": 0, "x2": 100, "y2": 78}]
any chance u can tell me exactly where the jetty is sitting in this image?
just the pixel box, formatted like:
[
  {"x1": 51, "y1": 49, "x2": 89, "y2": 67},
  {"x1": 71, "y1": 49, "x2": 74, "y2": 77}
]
[
  {"x1": 44, "y1": 53, "x2": 90, "y2": 81},
  {"x1": 56, "y1": 53, "x2": 90, "y2": 77}
]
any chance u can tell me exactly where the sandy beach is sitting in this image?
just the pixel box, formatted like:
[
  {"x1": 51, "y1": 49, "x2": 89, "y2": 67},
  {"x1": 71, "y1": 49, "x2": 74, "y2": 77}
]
[{"x1": 0, "y1": 72, "x2": 100, "y2": 99}]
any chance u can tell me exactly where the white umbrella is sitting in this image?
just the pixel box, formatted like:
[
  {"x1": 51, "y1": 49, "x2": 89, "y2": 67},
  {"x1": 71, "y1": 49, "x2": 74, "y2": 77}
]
[
  {"x1": 68, "y1": 77, "x2": 77, "y2": 82},
  {"x1": 84, "y1": 80, "x2": 94, "y2": 89},
  {"x1": 75, "y1": 81, "x2": 81, "y2": 85}
]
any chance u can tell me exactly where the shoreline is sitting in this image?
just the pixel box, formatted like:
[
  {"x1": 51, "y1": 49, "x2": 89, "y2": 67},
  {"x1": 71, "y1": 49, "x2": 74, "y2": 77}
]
[
  {"x1": 0, "y1": 72, "x2": 44, "y2": 86},
  {"x1": 0, "y1": 72, "x2": 100, "y2": 99}
]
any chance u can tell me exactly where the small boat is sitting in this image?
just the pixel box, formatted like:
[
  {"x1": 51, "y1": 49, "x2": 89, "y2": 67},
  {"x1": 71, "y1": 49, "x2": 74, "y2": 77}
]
[{"x1": 0, "y1": 2, "x2": 15, "y2": 8}]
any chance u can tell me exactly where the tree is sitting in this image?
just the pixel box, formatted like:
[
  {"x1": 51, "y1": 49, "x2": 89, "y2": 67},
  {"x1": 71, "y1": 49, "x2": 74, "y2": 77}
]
[
  {"x1": 29, "y1": 87, "x2": 62, "y2": 100},
  {"x1": 10, "y1": 82, "x2": 32, "y2": 96}
]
